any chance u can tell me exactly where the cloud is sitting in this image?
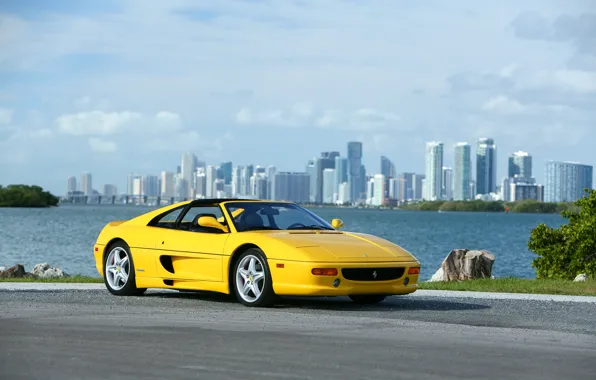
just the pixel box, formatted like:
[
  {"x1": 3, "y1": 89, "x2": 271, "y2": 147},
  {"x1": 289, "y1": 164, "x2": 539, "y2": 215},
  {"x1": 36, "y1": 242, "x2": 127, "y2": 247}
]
[
  {"x1": 88, "y1": 137, "x2": 117, "y2": 153},
  {"x1": 510, "y1": 12, "x2": 596, "y2": 56},
  {"x1": 2, "y1": 1, "x2": 596, "y2": 192},
  {"x1": 56, "y1": 110, "x2": 142, "y2": 136},
  {"x1": 236, "y1": 103, "x2": 402, "y2": 131}
]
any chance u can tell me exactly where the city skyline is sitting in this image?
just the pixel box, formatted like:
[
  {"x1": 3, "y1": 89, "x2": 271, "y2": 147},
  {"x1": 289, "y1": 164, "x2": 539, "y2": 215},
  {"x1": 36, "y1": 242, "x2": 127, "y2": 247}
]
[
  {"x1": 1, "y1": 1, "x2": 595, "y2": 195},
  {"x1": 64, "y1": 137, "x2": 593, "y2": 206}
]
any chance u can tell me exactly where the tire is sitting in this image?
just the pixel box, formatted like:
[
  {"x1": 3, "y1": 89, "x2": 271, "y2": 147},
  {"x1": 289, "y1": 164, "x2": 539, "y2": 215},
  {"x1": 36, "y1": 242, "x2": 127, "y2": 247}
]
[
  {"x1": 349, "y1": 295, "x2": 387, "y2": 304},
  {"x1": 103, "y1": 241, "x2": 146, "y2": 296},
  {"x1": 232, "y1": 248, "x2": 276, "y2": 307}
]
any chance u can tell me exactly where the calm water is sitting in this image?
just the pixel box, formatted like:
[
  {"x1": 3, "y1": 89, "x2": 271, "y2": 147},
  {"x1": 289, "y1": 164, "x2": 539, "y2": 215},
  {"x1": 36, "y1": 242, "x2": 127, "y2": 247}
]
[{"x1": 0, "y1": 205, "x2": 566, "y2": 280}]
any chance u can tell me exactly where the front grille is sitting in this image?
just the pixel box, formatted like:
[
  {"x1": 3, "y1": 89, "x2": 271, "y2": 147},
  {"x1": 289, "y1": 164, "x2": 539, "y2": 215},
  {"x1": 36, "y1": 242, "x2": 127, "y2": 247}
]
[{"x1": 341, "y1": 267, "x2": 405, "y2": 281}]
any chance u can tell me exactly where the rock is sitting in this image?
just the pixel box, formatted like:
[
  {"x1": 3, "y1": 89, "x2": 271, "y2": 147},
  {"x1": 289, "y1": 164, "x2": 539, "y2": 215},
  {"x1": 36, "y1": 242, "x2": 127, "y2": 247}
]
[
  {"x1": 0, "y1": 264, "x2": 27, "y2": 278},
  {"x1": 574, "y1": 274, "x2": 588, "y2": 282},
  {"x1": 428, "y1": 249, "x2": 495, "y2": 282},
  {"x1": 31, "y1": 263, "x2": 68, "y2": 278}
]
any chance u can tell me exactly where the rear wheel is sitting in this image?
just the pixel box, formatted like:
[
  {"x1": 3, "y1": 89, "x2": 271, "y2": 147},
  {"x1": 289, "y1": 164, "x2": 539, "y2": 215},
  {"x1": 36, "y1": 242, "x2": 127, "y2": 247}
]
[
  {"x1": 232, "y1": 248, "x2": 276, "y2": 307},
  {"x1": 103, "y1": 241, "x2": 146, "y2": 296},
  {"x1": 349, "y1": 295, "x2": 387, "y2": 304}
]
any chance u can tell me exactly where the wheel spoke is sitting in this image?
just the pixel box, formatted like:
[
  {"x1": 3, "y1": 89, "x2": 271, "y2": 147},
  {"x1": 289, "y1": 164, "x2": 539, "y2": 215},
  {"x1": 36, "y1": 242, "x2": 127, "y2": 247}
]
[
  {"x1": 120, "y1": 256, "x2": 128, "y2": 267},
  {"x1": 252, "y1": 272, "x2": 264, "y2": 282},
  {"x1": 248, "y1": 257, "x2": 256, "y2": 273},
  {"x1": 252, "y1": 283, "x2": 261, "y2": 298},
  {"x1": 242, "y1": 280, "x2": 252, "y2": 295}
]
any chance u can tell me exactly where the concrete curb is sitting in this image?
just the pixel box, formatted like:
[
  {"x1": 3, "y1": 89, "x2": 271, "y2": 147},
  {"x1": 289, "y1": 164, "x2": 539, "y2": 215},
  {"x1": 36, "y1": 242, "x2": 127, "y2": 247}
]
[{"x1": 1, "y1": 282, "x2": 595, "y2": 303}]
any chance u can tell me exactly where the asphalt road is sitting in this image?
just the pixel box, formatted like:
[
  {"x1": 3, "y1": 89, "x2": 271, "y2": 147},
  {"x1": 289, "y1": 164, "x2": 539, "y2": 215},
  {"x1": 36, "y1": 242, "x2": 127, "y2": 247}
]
[{"x1": 1, "y1": 289, "x2": 595, "y2": 380}]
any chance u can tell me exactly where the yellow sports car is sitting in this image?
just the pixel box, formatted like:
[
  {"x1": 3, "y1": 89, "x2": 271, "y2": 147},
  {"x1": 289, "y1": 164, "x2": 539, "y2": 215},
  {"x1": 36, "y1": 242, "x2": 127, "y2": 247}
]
[{"x1": 93, "y1": 199, "x2": 421, "y2": 307}]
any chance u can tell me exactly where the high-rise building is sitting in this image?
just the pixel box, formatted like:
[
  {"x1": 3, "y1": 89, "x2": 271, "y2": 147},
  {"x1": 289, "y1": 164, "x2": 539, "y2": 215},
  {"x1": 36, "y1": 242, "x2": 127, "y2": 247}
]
[
  {"x1": 442, "y1": 167, "x2": 453, "y2": 200},
  {"x1": 103, "y1": 184, "x2": 117, "y2": 197},
  {"x1": 181, "y1": 152, "x2": 197, "y2": 195},
  {"x1": 508, "y1": 151, "x2": 532, "y2": 179},
  {"x1": 160, "y1": 171, "x2": 175, "y2": 198},
  {"x1": 398, "y1": 173, "x2": 415, "y2": 201},
  {"x1": 322, "y1": 168, "x2": 335, "y2": 204},
  {"x1": 81, "y1": 172, "x2": 92, "y2": 195},
  {"x1": 67, "y1": 176, "x2": 77, "y2": 193},
  {"x1": 372, "y1": 174, "x2": 385, "y2": 206},
  {"x1": 413, "y1": 173, "x2": 425, "y2": 200},
  {"x1": 453, "y1": 142, "x2": 471, "y2": 200},
  {"x1": 206, "y1": 165, "x2": 217, "y2": 198},
  {"x1": 347, "y1": 141, "x2": 363, "y2": 202},
  {"x1": 232, "y1": 166, "x2": 242, "y2": 196},
  {"x1": 273, "y1": 172, "x2": 310, "y2": 203},
  {"x1": 334, "y1": 156, "x2": 348, "y2": 193},
  {"x1": 544, "y1": 161, "x2": 593, "y2": 202},
  {"x1": 144, "y1": 175, "x2": 160, "y2": 197},
  {"x1": 424, "y1": 142, "x2": 443, "y2": 200},
  {"x1": 266, "y1": 165, "x2": 276, "y2": 200},
  {"x1": 306, "y1": 157, "x2": 322, "y2": 203},
  {"x1": 380, "y1": 156, "x2": 396, "y2": 179},
  {"x1": 476, "y1": 138, "x2": 497, "y2": 195}
]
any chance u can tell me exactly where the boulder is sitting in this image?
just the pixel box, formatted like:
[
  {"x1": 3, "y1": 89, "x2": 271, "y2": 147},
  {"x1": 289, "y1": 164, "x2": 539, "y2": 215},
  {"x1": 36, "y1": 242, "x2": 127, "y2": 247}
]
[
  {"x1": 573, "y1": 274, "x2": 588, "y2": 282},
  {"x1": 0, "y1": 264, "x2": 27, "y2": 278},
  {"x1": 31, "y1": 263, "x2": 68, "y2": 278},
  {"x1": 428, "y1": 249, "x2": 495, "y2": 282}
]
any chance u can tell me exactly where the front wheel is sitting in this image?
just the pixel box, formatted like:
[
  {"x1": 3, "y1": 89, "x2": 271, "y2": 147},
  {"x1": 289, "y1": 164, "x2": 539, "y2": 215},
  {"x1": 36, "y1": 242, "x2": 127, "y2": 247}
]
[
  {"x1": 103, "y1": 242, "x2": 146, "y2": 296},
  {"x1": 349, "y1": 295, "x2": 387, "y2": 304},
  {"x1": 232, "y1": 248, "x2": 276, "y2": 307}
]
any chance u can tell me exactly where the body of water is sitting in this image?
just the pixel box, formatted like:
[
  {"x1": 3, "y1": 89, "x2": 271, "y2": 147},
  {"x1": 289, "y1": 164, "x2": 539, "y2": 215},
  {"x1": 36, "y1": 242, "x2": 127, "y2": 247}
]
[{"x1": 0, "y1": 205, "x2": 566, "y2": 281}]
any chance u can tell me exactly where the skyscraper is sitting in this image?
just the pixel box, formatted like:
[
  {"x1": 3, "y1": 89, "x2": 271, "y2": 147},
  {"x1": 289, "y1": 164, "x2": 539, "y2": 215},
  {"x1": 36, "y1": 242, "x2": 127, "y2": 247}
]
[
  {"x1": 476, "y1": 138, "x2": 497, "y2": 195},
  {"x1": 544, "y1": 161, "x2": 593, "y2": 202},
  {"x1": 425, "y1": 142, "x2": 443, "y2": 200},
  {"x1": 334, "y1": 156, "x2": 348, "y2": 192},
  {"x1": 508, "y1": 151, "x2": 532, "y2": 179},
  {"x1": 273, "y1": 172, "x2": 310, "y2": 203},
  {"x1": 347, "y1": 141, "x2": 363, "y2": 202},
  {"x1": 160, "y1": 171, "x2": 175, "y2": 198},
  {"x1": 67, "y1": 176, "x2": 77, "y2": 193},
  {"x1": 453, "y1": 142, "x2": 471, "y2": 200},
  {"x1": 81, "y1": 172, "x2": 92, "y2": 195},
  {"x1": 181, "y1": 152, "x2": 197, "y2": 196},
  {"x1": 442, "y1": 167, "x2": 453, "y2": 200},
  {"x1": 322, "y1": 168, "x2": 335, "y2": 204}
]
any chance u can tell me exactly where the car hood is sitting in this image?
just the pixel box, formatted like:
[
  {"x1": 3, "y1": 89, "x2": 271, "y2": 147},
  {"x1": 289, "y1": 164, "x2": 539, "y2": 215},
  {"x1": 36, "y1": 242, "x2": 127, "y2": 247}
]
[{"x1": 268, "y1": 231, "x2": 416, "y2": 262}]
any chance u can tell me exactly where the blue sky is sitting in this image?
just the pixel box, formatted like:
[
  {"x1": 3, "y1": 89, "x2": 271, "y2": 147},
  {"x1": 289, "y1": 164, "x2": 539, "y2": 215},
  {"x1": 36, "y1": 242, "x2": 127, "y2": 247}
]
[{"x1": 1, "y1": 0, "x2": 595, "y2": 194}]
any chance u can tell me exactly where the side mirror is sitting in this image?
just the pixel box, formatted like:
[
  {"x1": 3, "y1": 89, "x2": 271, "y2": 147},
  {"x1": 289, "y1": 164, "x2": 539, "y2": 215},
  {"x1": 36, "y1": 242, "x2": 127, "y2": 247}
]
[
  {"x1": 198, "y1": 216, "x2": 229, "y2": 233},
  {"x1": 331, "y1": 218, "x2": 344, "y2": 229}
]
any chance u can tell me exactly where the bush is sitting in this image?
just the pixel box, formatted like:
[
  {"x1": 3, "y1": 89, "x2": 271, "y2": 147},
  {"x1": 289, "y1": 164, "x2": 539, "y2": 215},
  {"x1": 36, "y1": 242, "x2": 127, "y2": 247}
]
[
  {"x1": 0, "y1": 184, "x2": 59, "y2": 207},
  {"x1": 528, "y1": 189, "x2": 596, "y2": 280}
]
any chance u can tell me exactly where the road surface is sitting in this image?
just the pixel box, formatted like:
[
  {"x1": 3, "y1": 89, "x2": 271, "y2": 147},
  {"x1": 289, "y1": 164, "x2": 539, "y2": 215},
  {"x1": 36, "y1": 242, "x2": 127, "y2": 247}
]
[{"x1": 1, "y1": 286, "x2": 595, "y2": 380}]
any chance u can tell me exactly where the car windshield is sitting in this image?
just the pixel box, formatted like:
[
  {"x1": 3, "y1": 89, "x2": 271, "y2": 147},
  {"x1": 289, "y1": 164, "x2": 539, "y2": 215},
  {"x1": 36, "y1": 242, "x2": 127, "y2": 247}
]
[{"x1": 223, "y1": 202, "x2": 335, "y2": 232}]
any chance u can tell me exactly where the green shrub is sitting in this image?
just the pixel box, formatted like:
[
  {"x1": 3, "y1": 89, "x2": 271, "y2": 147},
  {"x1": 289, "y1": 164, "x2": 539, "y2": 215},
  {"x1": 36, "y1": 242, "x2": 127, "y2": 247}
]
[
  {"x1": 528, "y1": 189, "x2": 596, "y2": 279},
  {"x1": 0, "y1": 184, "x2": 59, "y2": 207}
]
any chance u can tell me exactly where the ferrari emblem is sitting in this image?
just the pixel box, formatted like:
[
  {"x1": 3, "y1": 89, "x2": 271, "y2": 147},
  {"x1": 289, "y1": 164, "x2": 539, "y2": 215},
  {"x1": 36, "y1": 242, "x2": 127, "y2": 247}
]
[
  {"x1": 372, "y1": 270, "x2": 377, "y2": 279},
  {"x1": 363, "y1": 253, "x2": 368, "y2": 257}
]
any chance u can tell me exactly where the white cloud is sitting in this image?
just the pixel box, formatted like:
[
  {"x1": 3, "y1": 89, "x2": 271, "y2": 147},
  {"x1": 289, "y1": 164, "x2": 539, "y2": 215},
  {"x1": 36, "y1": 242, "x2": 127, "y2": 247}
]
[
  {"x1": 56, "y1": 110, "x2": 142, "y2": 136},
  {"x1": 237, "y1": 103, "x2": 402, "y2": 131},
  {"x1": 1, "y1": 1, "x2": 596, "y2": 192},
  {"x1": 88, "y1": 137, "x2": 117, "y2": 153}
]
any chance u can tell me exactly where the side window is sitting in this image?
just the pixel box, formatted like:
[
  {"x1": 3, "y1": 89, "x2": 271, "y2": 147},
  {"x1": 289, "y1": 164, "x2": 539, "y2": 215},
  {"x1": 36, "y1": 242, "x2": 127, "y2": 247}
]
[
  {"x1": 178, "y1": 206, "x2": 226, "y2": 233},
  {"x1": 150, "y1": 206, "x2": 185, "y2": 229}
]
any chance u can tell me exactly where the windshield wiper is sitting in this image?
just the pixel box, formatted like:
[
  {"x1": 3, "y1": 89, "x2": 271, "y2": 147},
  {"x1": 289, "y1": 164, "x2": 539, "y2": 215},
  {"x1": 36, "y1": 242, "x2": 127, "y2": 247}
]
[{"x1": 287, "y1": 225, "x2": 334, "y2": 230}]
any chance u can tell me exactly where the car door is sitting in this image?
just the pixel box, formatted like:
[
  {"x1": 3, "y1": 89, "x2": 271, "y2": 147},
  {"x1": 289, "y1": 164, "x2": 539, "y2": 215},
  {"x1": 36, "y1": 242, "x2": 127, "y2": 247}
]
[{"x1": 152, "y1": 204, "x2": 230, "y2": 282}]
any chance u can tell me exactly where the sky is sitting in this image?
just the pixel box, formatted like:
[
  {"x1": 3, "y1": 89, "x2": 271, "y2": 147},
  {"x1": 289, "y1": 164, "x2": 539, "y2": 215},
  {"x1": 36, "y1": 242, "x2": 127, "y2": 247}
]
[{"x1": 1, "y1": 0, "x2": 595, "y2": 195}]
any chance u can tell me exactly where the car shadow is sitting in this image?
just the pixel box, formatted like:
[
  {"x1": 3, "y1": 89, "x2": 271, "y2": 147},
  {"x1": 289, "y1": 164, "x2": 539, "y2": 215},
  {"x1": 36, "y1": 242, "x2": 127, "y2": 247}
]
[{"x1": 143, "y1": 290, "x2": 491, "y2": 312}]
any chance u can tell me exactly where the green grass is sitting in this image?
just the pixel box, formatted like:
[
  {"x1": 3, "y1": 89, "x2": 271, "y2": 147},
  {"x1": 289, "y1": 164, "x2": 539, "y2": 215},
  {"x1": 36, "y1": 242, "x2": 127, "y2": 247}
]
[
  {"x1": 2, "y1": 275, "x2": 595, "y2": 296},
  {"x1": 0, "y1": 275, "x2": 103, "y2": 283},
  {"x1": 418, "y1": 277, "x2": 596, "y2": 296}
]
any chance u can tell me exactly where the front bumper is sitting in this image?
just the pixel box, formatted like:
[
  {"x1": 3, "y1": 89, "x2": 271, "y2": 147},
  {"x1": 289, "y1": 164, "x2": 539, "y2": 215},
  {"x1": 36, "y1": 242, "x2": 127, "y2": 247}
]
[{"x1": 268, "y1": 259, "x2": 420, "y2": 296}]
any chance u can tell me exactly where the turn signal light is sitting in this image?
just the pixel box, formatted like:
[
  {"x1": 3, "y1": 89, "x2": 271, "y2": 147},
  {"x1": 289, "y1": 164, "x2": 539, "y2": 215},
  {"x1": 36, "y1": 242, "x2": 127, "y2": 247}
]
[
  {"x1": 312, "y1": 268, "x2": 338, "y2": 276},
  {"x1": 408, "y1": 267, "x2": 420, "y2": 275}
]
